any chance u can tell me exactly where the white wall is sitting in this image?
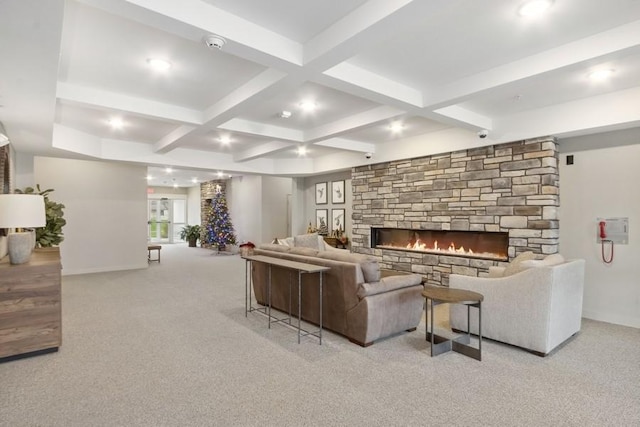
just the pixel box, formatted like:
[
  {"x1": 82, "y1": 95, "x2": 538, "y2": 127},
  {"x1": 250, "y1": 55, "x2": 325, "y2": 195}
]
[
  {"x1": 34, "y1": 157, "x2": 148, "y2": 274},
  {"x1": 261, "y1": 176, "x2": 291, "y2": 243},
  {"x1": 228, "y1": 175, "x2": 262, "y2": 244},
  {"x1": 14, "y1": 152, "x2": 34, "y2": 190},
  {"x1": 559, "y1": 141, "x2": 640, "y2": 328},
  {"x1": 225, "y1": 175, "x2": 292, "y2": 244}
]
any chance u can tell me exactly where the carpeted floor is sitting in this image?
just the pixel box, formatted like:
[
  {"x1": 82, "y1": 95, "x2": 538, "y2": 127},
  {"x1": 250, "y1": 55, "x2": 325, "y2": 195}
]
[{"x1": 1, "y1": 244, "x2": 639, "y2": 426}]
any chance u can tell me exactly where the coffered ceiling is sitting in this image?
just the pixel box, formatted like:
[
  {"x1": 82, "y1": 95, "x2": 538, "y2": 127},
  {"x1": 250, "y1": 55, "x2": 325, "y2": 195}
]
[{"x1": 1, "y1": 0, "x2": 640, "y2": 187}]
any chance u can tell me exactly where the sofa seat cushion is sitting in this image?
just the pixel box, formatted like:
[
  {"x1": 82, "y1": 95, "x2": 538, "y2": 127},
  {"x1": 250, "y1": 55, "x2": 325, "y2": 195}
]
[{"x1": 317, "y1": 251, "x2": 381, "y2": 283}]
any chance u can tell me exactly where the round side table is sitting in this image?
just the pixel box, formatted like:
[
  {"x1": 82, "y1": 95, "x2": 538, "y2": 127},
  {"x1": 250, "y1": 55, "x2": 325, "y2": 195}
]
[{"x1": 422, "y1": 285, "x2": 484, "y2": 361}]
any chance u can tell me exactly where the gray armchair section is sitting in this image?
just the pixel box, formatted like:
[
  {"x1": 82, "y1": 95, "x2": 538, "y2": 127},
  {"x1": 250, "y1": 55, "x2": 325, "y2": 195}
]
[
  {"x1": 449, "y1": 259, "x2": 586, "y2": 356},
  {"x1": 251, "y1": 244, "x2": 424, "y2": 346}
]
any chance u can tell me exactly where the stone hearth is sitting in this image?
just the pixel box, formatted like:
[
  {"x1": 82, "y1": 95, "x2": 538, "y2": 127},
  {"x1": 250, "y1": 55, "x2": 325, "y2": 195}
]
[{"x1": 351, "y1": 137, "x2": 559, "y2": 286}]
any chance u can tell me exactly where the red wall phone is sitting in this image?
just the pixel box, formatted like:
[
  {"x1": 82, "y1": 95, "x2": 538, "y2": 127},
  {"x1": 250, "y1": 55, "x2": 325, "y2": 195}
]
[
  {"x1": 599, "y1": 220, "x2": 613, "y2": 263},
  {"x1": 599, "y1": 221, "x2": 607, "y2": 239}
]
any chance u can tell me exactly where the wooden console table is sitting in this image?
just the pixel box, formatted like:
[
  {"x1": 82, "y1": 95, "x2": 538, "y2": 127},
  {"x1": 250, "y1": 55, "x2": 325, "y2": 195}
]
[
  {"x1": 0, "y1": 248, "x2": 62, "y2": 362},
  {"x1": 323, "y1": 236, "x2": 348, "y2": 249}
]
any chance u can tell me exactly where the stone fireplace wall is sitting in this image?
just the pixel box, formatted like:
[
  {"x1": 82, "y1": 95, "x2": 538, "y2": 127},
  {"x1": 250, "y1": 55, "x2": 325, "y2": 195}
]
[{"x1": 351, "y1": 137, "x2": 559, "y2": 286}]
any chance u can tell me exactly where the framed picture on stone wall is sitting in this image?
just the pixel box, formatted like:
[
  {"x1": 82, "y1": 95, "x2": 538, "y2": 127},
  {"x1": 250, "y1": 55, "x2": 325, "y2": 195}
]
[
  {"x1": 315, "y1": 209, "x2": 328, "y2": 235},
  {"x1": 331, "y1": 180, "x2": 345, "y2": 204},
  {"x1": 315, "y1": 182, "x2": 327, "y2": 204}
]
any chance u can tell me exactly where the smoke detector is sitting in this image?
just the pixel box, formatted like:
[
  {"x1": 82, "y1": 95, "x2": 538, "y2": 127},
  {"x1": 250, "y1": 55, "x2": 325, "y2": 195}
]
[{"x1": 204, "y1": 35, "x2": 226, "y2": 50}]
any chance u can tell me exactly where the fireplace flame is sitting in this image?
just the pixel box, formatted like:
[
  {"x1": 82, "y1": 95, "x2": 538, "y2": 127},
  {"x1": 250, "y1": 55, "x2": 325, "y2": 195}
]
[{"x1": 405, "y1": 239, "x2": 475, "y2": 256}]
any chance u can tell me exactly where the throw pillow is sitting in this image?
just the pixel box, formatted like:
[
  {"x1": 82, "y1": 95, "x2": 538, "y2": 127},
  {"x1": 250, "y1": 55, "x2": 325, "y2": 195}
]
[
  {"x1": 543, "y1": 253, "x2": 565, "y2": 266},
  {"x1": 277, "y1": 237, "x2": 294, "y2": 247},
  {"x1": 520, "y1": 254, "x2": 565, "y2": 270},
  {"x1": 294, "y1": 233, "x2": 321, "y2": 250},
  {"x1": 502, "y1": 251, "x2": 536, "y2": 276}
]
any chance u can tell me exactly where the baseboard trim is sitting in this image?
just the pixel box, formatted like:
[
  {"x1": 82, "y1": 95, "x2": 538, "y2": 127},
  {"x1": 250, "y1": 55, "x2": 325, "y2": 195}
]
[
  {"x1": 582, "y1": 311, "x2": 640, "y2": 329},
  {"x1": 0, "y1": 347, "x2": 58, "y2": 364}
]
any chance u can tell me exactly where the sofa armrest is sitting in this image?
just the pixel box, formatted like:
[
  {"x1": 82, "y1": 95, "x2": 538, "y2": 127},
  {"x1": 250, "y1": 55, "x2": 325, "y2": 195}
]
[{"x1": 357, "y1": 274, "x2": 422, "y2": 299}]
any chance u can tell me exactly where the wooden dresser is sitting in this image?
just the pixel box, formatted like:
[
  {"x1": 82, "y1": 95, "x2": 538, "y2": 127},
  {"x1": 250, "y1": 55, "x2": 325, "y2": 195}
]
[{"x1": 0, "y1": 247, "x2": 62, "y2": 362}]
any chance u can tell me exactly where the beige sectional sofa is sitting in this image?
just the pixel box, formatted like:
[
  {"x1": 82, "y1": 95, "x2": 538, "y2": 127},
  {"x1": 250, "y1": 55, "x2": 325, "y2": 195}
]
[
  {"x1": 250, "y1": 238, "x2": 424, "y2": 346},
  {"x1": 449, "y1": 253, "x2": 586, "y2": 356}
]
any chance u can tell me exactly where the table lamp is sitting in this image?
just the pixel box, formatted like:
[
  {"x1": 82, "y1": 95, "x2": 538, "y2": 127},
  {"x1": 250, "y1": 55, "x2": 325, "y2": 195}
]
[{"x1": 0, "y1": 194, "x2": 46, "y2": 264}]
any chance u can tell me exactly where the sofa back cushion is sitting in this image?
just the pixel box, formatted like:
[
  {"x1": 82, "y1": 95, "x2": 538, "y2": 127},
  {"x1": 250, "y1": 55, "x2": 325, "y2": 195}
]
[
  {"x1": 294, "y1": 233, "x2": 322, "y2": 250},
  {"x1": 289, "y1": 247, "x2": 319, "y2": 257},
  {"x1": 520, "y1": 253, "x2": 566, "y2": 269},
  {"x1": 258, "y1": 243, "x2": 290, "y2": 253},
  {"x1": 503, "y1": 251, "x2": 536, "y2": 276},
  {"x1": 317, "y1": 251, "x2": 381, "y2": 283}
]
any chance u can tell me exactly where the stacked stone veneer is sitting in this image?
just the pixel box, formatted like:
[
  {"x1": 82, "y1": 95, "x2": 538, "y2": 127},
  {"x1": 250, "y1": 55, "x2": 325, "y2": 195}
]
[
  {"x1": 200, "y1": 180, "x2": 227, "y2": 249},
  {"x1": 351, "y1": 137, "x2": 559, "y2": 286}
]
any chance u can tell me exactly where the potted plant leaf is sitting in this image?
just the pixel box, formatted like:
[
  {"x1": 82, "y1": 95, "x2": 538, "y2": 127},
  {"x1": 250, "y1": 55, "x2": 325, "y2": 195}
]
[
  {"x1": 180, "y1": 225, "x2": 201, "y2": 247},
  {"x1": 15, "y1": 185, "x2": 66, "y2": 247}
]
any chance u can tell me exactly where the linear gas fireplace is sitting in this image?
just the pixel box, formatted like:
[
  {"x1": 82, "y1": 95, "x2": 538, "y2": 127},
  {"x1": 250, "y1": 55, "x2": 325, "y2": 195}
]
[{"x1": 371, "y1": 227, "x2": 509, "y2": 261}]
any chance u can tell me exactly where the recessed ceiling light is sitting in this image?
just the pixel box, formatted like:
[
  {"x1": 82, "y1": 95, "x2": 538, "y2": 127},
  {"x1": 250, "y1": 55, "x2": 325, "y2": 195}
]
[
  {"x1": 279, "y1": 110, "x2": 292, "y2": 118},
  {"x1": 299, "y1": 101, "x2": 317, "y2": 112},
  {"x1": 165, "y1": 167, "x2": 173, "y2": 173},
  {"x1": 588, "y1": 69, "x2": 615, "y2": 82},
  {"x1": 297, "y1": 146, "x2": 307, "y2": 156},
  {"x1": 219, "y1": 136, "x2": 231, "y2": 144},
  {"x1": 108, "y1": 118, "x2": 123, "y2": 129},
  {"x1": 173, "y1": 183, "x2": 178, "y2": 188},
  {"x1": 146, "y1": 175, "x2": 153, "y2": 180},
  {"x1": 192, "y1": 178, "x2": 198, "y2": 184},
  {"x1": 518, "y1": 0, "x2": 553, "y2": 17},
  {"x1": 146, "y1": 58, "x2": 172, "y2": 71},
  {"x1": 389, "y1": 122, "x2": 404, "y2": 133},
  {"x1": 217, "y1": 171, "x2": 224, "y2": 178}
]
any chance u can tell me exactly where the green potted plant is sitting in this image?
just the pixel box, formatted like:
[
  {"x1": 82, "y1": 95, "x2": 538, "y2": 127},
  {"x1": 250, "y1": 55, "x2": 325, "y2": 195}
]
[
  {"x1": 15, "y1": 185, "x2": 66, "y2": 247},
  {"x1": 180, "y1": 225, "x2": 201, "y2": 247}
]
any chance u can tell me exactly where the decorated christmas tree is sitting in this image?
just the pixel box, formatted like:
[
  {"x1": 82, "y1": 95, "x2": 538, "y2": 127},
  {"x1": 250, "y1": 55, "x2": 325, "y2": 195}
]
[{"x1": 204, "y1": 189, "x2": 237, "y2": 250}]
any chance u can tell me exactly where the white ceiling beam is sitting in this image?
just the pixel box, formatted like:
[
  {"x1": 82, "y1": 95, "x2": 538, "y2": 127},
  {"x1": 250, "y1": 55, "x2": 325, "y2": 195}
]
[
  {"x1": 218, "y1": 118, "x2": 304, "y2": 143},
  {"x1": 493, "y1": 86, "x2": 640, "y2": 143},
  {"x1": 153, "y1": 68, "x2": 291, "y2": 153},
  {"x1": 153, "y1": 125, "x2": 198, "y2": 153},
  {"x1": 233, "y1": 140, "x2": 295, "y2": 163},
  {"x1": 303, "y1": 1, "x2": 457, "y2": 114},
  {"x1": 431, "y1": 106, "x2": 493, "y2": 131},
  {"x1": 305, "y1": 105, "x2": 404, "y2": 142},
  {"x1": 425, "y1": 20, "x2": 640, "y2": 108},
  {"x1": 323, "y1": 63, "x2": 423, "y2": 107},
  {"x1": 56, "y1": 82, "x2": 203, "y2": 124},
  {"x1": 202, "y1": 68, "x2": 291, "y2": 124},
  {"x1": 52, "y1": 124, "x2": 103, "y2": 157},
  {"x1": 304, "y1": 0, "x2": 416, "y2": 68},
  {"x1": 94, "y1": 0, "x2": 304, "y2": 66},
  {"x1": 314, "y1": 138, "x2": 376, "y2": 154}
]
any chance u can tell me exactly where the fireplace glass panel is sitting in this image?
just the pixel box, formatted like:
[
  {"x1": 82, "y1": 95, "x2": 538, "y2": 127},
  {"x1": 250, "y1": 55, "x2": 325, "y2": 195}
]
[{"x1": 371, "y1": 228, "x2": 509, "y2": 261}]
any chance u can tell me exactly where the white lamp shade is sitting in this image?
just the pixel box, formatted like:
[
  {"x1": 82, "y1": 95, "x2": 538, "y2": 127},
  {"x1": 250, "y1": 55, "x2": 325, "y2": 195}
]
[{"x1": 0, "y1": 194, "x2": 46, "y2": 228}]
